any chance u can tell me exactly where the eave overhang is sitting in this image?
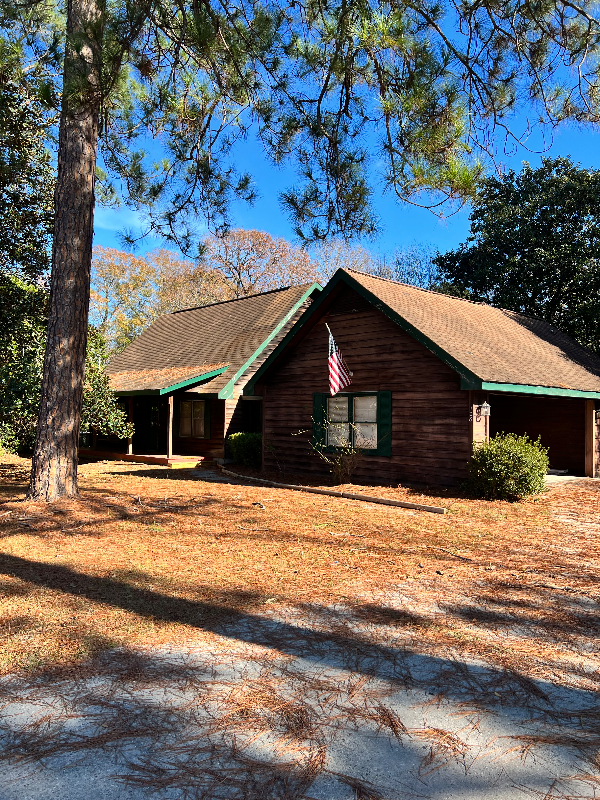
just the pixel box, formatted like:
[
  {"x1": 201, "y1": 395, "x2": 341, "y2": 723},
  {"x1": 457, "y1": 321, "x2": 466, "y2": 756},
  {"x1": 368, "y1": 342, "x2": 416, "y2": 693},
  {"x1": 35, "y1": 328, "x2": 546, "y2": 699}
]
[
  {"x1": 114, "y1": 365, "x2": 229, "y2": 397},
  {"x1": 460, "y1": 377, "x2": 600, "y2": 399}
]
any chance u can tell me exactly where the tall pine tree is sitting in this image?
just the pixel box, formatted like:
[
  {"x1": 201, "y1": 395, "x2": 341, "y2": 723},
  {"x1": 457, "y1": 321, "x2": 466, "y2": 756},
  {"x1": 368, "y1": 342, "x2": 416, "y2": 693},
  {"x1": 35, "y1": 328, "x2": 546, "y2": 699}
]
[{"x1": 2, "y1": 0, "x2": 600, "y2": 498}]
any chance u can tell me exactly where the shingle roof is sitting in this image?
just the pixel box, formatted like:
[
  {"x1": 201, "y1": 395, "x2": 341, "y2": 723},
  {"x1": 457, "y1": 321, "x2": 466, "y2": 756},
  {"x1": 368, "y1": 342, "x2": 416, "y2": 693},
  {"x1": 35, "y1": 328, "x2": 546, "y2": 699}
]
[
  {"x1": 107, "y1": 284, "x2": 319, "y2": 395},
  {"x1": 345, "y1": 269, "x2": 600, "y2": 392},
  {"x1": 109, "y1": 364, "x2": 229, "y2": 393}
]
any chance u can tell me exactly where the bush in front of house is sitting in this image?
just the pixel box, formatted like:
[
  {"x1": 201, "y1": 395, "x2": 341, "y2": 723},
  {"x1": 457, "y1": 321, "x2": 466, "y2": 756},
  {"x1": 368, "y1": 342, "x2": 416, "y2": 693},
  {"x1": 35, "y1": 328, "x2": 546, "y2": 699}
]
[
  {"x1": 227, "y1": 432, "x2": 262, "y2": 468},
  {"x1": 466, "y1": 432, "x2": 549, "y2": 501}
]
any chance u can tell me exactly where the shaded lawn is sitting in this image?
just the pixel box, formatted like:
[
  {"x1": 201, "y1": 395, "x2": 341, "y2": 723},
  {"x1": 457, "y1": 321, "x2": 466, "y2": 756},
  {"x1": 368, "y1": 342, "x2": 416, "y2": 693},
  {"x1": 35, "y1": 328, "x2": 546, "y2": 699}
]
[{"x1": 0, "y1": 454, "x2": 599, "y2": 690}]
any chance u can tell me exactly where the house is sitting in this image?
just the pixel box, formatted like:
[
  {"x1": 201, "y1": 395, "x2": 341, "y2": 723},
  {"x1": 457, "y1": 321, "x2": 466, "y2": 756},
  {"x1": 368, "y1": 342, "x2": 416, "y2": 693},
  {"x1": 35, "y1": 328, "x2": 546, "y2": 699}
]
[
  {"x1": 80, "y1": 282, "x2": 321, "y2": 466},
  {"x1": 247, "y1": 269, "x2": 600, "y2": 485}
]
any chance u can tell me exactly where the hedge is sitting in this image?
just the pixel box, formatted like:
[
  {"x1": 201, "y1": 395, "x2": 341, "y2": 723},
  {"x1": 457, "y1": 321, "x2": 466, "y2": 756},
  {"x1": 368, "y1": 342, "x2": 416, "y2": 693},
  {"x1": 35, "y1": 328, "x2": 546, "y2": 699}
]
[
  {"x1": 466, "y1": 432, "x2": 549, "y2": 500},
  {"x1": 227, "y1": 432, "x2": 262, "y2": 468}
]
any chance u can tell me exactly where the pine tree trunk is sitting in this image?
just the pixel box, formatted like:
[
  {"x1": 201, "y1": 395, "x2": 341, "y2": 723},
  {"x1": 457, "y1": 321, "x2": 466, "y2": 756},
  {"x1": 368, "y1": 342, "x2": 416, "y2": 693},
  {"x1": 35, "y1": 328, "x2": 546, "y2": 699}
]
[{"x1": 28, "y1": 0, "x2": 103, "y2": 501}]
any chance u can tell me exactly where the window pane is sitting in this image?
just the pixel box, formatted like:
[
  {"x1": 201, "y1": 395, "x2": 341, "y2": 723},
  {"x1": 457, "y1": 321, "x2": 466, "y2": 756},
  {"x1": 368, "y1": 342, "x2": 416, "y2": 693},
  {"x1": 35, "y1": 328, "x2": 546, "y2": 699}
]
[
  {"x1": 355, "y1": 422, "x2": 377, "y2": 449},
  {"x1": 328, "y1": 423, "x2": 350, "y2": 447},
  {"x1": 327, "y1": 396, "x2": 348, "y2": 422},
  {"x1": 180, "y1": 402, "x2": 192, "y2": 437},
  {"x1": 193, "y1": 401, "x2": 205, "y2": 438},
  {"x1": 354, "y1": 395, "x2": 377, "y2": 422}
]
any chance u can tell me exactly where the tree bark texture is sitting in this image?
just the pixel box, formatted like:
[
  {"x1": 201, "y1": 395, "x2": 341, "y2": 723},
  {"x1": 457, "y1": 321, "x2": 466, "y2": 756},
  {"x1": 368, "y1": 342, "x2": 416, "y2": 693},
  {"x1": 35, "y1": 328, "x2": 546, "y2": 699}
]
[{"x1": 28, "y1": 0, "x2": 103, "y2": 500}]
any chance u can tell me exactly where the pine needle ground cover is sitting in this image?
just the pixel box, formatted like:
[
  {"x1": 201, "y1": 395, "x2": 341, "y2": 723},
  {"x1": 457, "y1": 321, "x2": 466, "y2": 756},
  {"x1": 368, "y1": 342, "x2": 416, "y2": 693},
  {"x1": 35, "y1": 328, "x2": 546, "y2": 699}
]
[
  {"x1": 0, "y1": 454, "x2": 598, "y2": 688},
  {"x1": 1, "y1": 455, "x2": 600, "y2": 797}
]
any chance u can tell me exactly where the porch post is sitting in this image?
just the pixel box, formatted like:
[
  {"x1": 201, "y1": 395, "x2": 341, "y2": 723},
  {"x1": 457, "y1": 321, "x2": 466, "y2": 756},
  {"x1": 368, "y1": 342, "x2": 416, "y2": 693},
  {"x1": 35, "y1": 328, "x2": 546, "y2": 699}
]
[
  {"x1": 585, "y1": 400, "x2": 595, "y2": 477},
  {"x1": 167, "y1": 396, "x2": 173, "y2": 459},
  {"x1": 127, "y1": 397, "x2": 133, "y2": 455}
]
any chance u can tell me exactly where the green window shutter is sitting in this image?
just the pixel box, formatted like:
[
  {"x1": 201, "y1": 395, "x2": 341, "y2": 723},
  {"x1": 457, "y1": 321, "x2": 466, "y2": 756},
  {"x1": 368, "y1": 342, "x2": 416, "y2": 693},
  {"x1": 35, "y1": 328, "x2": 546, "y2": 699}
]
[
  {"x1": 313, "y1": 393, "x2": 327, "y2": 447},
  {"x1": 377, "y1": 391, "x2": 392, "y2": 456},
  {"x1": 203, "y1": 399, "x2": 212, "y2": 439}
]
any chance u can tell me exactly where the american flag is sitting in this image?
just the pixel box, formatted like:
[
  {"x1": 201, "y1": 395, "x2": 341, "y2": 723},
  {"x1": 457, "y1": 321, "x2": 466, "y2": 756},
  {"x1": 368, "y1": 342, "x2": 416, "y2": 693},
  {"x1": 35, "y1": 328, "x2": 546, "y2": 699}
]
[{"x1": 327, "y1": 325, "x2": 352, "y2": 395}]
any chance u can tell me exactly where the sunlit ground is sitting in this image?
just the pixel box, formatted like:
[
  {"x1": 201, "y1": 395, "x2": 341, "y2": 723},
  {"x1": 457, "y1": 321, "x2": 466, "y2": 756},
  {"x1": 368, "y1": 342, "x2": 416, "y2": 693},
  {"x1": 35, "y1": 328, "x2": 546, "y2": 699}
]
[{"x1": 0, "y1": 454, "x2": 598, "y2": 688}]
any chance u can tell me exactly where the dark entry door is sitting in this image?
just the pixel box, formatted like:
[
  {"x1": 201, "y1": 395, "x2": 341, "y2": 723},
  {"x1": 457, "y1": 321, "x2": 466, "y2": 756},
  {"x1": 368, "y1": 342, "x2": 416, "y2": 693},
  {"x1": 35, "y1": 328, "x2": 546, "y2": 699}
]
[{"x1": 132, "y1": 398, "x2": 161, "y2": 453}]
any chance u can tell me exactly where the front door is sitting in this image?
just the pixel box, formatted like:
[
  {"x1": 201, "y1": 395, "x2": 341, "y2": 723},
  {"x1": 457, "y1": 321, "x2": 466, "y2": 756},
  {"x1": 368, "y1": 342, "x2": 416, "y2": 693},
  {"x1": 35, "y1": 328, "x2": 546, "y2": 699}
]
[{"x1": 132, "y1": 398, "x2": 161, "y2": 453}]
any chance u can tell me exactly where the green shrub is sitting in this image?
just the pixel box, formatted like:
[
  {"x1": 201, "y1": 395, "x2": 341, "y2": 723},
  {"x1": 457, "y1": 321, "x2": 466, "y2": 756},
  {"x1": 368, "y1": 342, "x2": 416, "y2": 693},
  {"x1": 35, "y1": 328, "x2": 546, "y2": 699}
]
[
  {"x1": 227, "y1": 432, "x2": 262, "y2": 468},
  {"x1": 466, "y1": 432, "x2": 549, "y2": 501}
]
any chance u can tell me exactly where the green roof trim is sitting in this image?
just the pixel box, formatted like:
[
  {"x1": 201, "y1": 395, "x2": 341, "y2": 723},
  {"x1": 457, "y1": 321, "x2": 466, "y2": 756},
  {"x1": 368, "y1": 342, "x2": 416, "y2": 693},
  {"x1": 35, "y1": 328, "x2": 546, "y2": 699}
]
[
  {"x1": 217, "y1": 282, "x2": 322, "y2": 399},
  {"x1": 246, "y1": 269, "x2": 600, "y2": 397},
  {"x1": 114, "y1": 366, "x2": 229, "y2": 397},
  {"x1": 160, "y1": 366, "x2": 229, "y2": 395},
  {"x1": 245, "y1": 270, "x2": 483, "y2": 394},
  {"x1": 461, "y1": 377, "x2": 600, "y2": 399}
]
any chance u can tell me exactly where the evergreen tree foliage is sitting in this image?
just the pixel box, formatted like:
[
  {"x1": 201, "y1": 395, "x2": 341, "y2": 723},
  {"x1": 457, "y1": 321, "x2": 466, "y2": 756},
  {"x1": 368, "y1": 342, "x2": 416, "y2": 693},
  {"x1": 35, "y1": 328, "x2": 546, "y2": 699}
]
[
  {"x1": 81, "y1": 329, "x2": 133, "y2": 439},
  {"x1": 5, "y1": 0, "x2": 600, "y2": 247},
  {"x1": 0, "y1": 43, "x2": 53, "y2": 453},
  {"x1": 434, "y1": 158, "x2": 600, "y2": 352},
  {"x1": 0, "y1": 308, "x2": 133, "y2": 453},
  {"x1": 0, "y1": 38, "x2": 54, "y2": 282},
  {"x1": 0, "y1": 39, "x2": 131, "y2": 457},
  {"x1": 8, "y1": 0, "x2": 600, "y2": 497},
  {"x1": 0, "y1": 277, "x2": 47, "y2": 453}
]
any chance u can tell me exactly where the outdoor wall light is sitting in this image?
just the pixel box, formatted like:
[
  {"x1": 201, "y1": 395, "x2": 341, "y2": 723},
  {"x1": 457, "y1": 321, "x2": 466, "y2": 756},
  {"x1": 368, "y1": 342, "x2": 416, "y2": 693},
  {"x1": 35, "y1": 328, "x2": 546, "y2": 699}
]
[{"x1": 476, "y1": 402, "x2": 491, "y2": 417}]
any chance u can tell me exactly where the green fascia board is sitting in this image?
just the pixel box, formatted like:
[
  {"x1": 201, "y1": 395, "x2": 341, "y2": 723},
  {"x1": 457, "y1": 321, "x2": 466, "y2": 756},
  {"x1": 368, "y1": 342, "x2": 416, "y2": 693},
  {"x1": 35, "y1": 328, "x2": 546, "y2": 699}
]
[
  {"x1": 159, "y1": 366, "x2": 229, "y2": 395},
  {"x1": 217, "y1": 282, "x2": 322, "y2": 399},
  {"x1": 461, "y1": 377, "x2": 600, "y2": 399},
  {"x1": 114, "y1": 366, "x2": 229, "y2": 397},
  {"x1": 246, "y1": 270, "x2": 482, "y2": 394}
]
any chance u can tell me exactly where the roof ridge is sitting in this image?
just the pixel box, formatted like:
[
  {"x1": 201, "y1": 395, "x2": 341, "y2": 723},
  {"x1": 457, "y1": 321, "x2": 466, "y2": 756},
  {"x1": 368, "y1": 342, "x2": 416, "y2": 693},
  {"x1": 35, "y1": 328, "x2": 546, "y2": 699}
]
[
  {"x1": 342, "y1": 268, "x2": 565, "y2": 325},
  {"x1": 169, "y1": 283, "x2": 313, "y2": 315},
  {"x1": 342, "y1": 267, "x2": 496, "y2": 308}
]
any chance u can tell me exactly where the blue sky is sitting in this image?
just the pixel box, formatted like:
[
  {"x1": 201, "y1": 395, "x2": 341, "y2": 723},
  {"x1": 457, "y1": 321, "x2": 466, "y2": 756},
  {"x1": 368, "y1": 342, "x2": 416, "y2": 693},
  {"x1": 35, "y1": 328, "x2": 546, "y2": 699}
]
[{"x1": 93, "y1": 118, "x2": 600, "y2": 260}]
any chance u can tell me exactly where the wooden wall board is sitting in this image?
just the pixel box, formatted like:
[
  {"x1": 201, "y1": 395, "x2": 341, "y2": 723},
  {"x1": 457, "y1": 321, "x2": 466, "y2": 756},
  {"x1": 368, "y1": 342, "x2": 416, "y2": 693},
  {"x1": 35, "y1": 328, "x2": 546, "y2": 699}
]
[{"x1": 260, "y1": 286, "x2": 472, "y2": 486}]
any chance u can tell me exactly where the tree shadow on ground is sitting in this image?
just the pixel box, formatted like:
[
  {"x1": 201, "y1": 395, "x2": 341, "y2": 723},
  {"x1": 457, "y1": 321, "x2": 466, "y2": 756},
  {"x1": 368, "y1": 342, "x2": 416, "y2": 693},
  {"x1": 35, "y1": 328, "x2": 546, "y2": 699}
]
[
  {"x1": 0, "y1": 552, "x2": 596, "y2": 708},
  {"x1": 0, "y1": 560, "x2": 598, "y2": 799}
]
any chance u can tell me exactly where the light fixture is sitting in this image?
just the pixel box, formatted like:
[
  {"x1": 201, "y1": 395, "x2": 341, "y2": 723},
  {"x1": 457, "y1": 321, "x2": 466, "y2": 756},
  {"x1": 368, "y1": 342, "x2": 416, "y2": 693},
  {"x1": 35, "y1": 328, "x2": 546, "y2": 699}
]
[{"x1": 477, "y1": 401, "x2": 491, "y2": 417}]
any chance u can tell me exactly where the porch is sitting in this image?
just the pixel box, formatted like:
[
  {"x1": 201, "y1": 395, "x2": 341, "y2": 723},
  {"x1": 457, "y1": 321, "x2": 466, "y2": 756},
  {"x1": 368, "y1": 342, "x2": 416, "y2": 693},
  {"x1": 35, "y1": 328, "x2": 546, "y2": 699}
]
[
  {"x1": 79, "y1": 394, "x2": 262, "y2": 467},
  {"x1": 77, "y1": 450, "x2": 213, "y2": 469}
]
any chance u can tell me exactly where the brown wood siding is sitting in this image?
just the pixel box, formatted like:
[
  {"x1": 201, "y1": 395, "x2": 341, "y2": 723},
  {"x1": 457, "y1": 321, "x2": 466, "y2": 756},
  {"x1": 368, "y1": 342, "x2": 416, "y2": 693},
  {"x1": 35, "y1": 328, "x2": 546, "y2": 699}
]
[
  {"x1": 261, "y1": 287, "x2": 472, "y2": 485},
  {"x1": 172, "y1": 396, "x2": 226, "y2": 459},
  {"x1": 489, "y1": 394, "x2": 586, "y2": 475}
]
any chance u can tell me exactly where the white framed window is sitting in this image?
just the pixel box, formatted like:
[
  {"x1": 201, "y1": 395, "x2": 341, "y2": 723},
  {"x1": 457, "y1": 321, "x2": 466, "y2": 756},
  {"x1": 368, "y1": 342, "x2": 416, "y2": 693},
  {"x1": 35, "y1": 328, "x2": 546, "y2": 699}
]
[
  {"x1": 326, "y1": 394, "x2": 378, "y2": 450},
  {"x1": 353, "y1": 395, "x2": 378, "y2": 449}
]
